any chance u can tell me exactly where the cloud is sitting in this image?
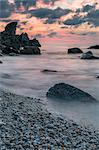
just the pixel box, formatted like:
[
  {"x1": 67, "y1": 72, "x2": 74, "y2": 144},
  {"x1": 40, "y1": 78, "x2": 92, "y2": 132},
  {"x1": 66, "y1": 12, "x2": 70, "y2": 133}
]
[
  {"x1": 86, "y1": 9, "x2": 99, "y2": 27},
  {"x1": 0, "y1": 0, "x2": 14, "y2": 18},
  {"x1": 82, "y1": 4, "x2": 96, "y2": 12},
  {"x1": 47, "y1": 32, "x2": 57, "y2": 37},
  {"x1": 26, "y1": 7, "x2": 71, "y2": 20},
  {"x1": 63, "y1": 15, "x2": 86, "y2": 26},
  {"x1": 14, "y1": 0, "x2": 36, "y2": 10}
]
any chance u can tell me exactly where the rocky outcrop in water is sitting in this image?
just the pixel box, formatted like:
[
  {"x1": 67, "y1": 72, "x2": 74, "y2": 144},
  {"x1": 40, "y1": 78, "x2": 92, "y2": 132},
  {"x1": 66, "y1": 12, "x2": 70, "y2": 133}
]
[
  {"x1": 80, "y1": 51, "x2": 99, "y2": 59},
  {"x1": 68, "y1": 48, "x2": 83, "y2": 54},
  {"x1": 46, "y1": 83, "x2": 96, "y2": 102},
  {"x1": 88, "y1": 45, "x2": 99, "y2": 49},
  {"x1": 0, "y1": 22, "x2": 41, "y2": 55}
]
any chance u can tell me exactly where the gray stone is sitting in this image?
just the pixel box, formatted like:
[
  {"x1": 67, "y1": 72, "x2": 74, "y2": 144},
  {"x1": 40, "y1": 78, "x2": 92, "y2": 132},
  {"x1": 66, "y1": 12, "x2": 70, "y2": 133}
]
[
  {"x1": 46, "y1": 83, "x2": 96, "y2": 102},
  {"x1": 80, "y1": 51, "x2": 99, "y2": 59}
]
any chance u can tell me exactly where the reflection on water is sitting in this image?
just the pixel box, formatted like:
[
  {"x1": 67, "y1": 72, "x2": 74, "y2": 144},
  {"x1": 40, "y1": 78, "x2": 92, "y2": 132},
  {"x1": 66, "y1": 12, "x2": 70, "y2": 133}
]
[{"x1": 0, "y1": 48, "x2": 99, "y2": 129}]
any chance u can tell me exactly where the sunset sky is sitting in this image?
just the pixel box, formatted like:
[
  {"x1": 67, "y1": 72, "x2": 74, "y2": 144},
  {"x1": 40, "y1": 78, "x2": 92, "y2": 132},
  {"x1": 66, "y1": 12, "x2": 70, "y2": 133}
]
[{"x1": 0, "y1": 0, "x2": 99, "y2": 49}]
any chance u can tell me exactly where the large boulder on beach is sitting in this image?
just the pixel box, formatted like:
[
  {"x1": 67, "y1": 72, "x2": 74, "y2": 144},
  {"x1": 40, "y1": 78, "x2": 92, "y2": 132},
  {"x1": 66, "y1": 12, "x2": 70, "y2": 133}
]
[
  {"x1": 46, "y1": 83, "x2": 96, "y2": 102},
  {"x1": 88, "y1": 45, "x2": 99, "y2": 49},
  {"x1": 80, "y1": 51, "x2": 99, "y2": 59},
  {"x1": 68, "y1": 48, "x2": 83, "y2": 54},
  {"x1": 20, "y1": 46, "x2": 41, "y2": 55}
]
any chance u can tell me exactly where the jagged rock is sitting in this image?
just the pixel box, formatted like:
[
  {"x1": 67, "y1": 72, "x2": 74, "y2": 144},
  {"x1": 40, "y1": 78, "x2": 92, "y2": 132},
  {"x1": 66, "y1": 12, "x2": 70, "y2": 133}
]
[
  {"x1": 0, "y1": 22, "x2": 41, "y2": 55},
  {"x1": 30, "y1": 38, "x2": 41, "y2": 47},
  {"x1": 18, "y1": 33, "x2": 30, "y2": 46},
  {"x1": 68, "y1": 48, "x2": 83, "y2": 54},
  {"x1": 88, "y1": 45, "x2": 99, "y2": 49},
  {"x1": 80, "y1": 51, "x2": 99, "y2": 59},
  {"x1": 46, "y1": 83, "x2": 96, "y2": 102},
  {"x1": 20, "y1": 46, "x2": 41, "y2": 55},
  {"x1": 4, "y1": 22, "x2": 17, "y2": 35}
]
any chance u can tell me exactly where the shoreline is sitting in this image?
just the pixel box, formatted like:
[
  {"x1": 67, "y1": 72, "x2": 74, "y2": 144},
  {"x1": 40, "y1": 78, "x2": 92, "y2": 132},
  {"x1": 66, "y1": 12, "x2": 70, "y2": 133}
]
[{"x1": 0, "y1": 89, "x2": 99, "y2": 150}]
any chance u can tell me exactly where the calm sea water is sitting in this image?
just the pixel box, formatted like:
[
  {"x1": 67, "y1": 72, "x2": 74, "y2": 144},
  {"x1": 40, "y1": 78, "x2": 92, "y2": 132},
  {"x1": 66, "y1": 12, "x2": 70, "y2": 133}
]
[{"x1": 0, "y1": 47, "x2": 99, "y2": 129}]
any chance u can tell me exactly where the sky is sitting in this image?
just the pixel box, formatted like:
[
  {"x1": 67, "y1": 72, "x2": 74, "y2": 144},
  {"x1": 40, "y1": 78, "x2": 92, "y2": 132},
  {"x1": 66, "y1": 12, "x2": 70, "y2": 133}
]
[{"x1": 0, "y1": 0, "x2": 99, "y2": 49}]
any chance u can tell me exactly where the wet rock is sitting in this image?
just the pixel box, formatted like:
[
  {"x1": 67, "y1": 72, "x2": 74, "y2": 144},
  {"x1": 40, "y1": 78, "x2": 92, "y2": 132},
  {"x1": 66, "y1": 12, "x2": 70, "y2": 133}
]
[
  {"x1": 96, "y1": 76, "x2": 99, "y2": 79},
  {"x1": 80, "y1": 51, "x2": 99, "y2": 59},
  {"x1": 42, "y1": 69, "x2": 57, "y2": 73},
  {"x1": 88, "y1": 45, "x2": 99, "y2": 49},
  {"x1": 46, "y1": 83, "x2": 96, "y2": 102},
  {"x1": 20, "y1": 46, "x2": 41, "y2": 55},
  {"x1": 68, "y1": 48, "x2": 83, "y2": 54}
]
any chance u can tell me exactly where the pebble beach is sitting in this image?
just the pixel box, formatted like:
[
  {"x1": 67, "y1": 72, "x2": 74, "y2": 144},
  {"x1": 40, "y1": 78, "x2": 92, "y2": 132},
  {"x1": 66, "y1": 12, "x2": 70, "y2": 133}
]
[{"x1": 0, "y1": 89, "x2": 99, "y2": 150}]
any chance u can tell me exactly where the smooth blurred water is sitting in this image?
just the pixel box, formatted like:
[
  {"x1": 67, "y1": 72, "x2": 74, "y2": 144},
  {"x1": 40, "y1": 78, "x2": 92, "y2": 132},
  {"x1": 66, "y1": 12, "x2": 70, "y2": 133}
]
[{"x1": 0, "y1": 48, "x2": 99, "y2": 129}]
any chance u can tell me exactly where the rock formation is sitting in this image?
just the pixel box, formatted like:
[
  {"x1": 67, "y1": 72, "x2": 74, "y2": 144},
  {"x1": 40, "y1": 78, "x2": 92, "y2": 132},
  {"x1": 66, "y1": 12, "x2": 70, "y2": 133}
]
[
  {"x1": 88, "y1": 45, "x2": 99, "y2": 49},
  {"x1": 0, "y1": 22, "x2": 41, "y2": 55},
  {"x1": 80, "y1": 51, "x2": 99, "y2": 59},
  {"x1": 68, "y1": 48, "x2": 83, "y2": 54},
  {"x1": 46, "y1": 83, "x2": 96, "y2": 102}
]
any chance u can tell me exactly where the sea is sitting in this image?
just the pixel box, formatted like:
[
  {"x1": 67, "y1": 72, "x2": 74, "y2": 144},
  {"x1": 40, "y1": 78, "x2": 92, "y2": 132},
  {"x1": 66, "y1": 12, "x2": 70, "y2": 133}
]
[{"x1": 0, "y1": 45, "x2": 99, "y2": 129}]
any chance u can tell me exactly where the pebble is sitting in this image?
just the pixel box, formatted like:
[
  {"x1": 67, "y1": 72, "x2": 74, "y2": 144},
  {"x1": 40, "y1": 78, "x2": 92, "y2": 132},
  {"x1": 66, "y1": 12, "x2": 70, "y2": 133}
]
[{"x1": 0, "y1": 90, "x2": 99, "y2": 150}]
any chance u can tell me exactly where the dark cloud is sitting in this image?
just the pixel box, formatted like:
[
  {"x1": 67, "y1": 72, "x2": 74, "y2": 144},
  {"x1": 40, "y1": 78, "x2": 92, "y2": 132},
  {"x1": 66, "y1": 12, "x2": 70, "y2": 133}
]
[
  {"x1": 14, "y1": 0, "x2": 36, "y2": 10},
  {"x1": 0, "y1": 0, "x2": 14, "y2": 18},
  {"x1": 26, "y1": 7, "x2": 71, "y2": 20},
  {"x1": 44, "y1": 18, "x2": 57, "y2": 24},
  {"x1": 47, "y1": 32, "x2": 57, "y2": 37},
  {"x1": 63, "y1": 15, "x2": 86, "y2": 26},
  {"x1": 34, "y1": 34, "x2": 43, "y2": 38},
  {"x1": 63, "y1": 3, "x2": 99, "y2": 27},
  {"x1": 82, "y1": 4, "x2": 95, "y2": 12},
  {"x1": 42, "y1": 0, "x2": 59, "y2": 5},
  {"x1": 86, "y1": 9, "x2": 99, "y2": 27},
  {"x1": 0, "y1": 19, "x2": 19, "y2": 23}
]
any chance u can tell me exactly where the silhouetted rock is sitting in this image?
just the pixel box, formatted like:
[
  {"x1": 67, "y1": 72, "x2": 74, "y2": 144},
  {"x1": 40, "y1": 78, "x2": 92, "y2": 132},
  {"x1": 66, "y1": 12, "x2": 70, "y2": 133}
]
[
  {"x1": 80, "y1": 51, "x2": 99, "y2": 59},
  {"x1": 46, "y1": 83, "x2": 96, "y2": 102},
  {"x1": 88, "y1": 45, "x2": 99, "y2": 49},
  {"x1": 0, "y1": 22, "x2": 41, "y2": 55},
  {"x1": 30, "y1": 38, "x2": 41, "y2": 47},
  {"x1": 42, "y1": 69, "x2": 57, "y2": 73},
  {"x1": 3, "y1": 22, "x2": 17, "y2": 36},
  {"x1": 0, "y1": 60, "x2": 3, "y2": 64},
  {"x1": 20, "y1": 46, "x2": 41, "y2": 55},
  {"x1": 18, "y1": 33, "x2": 30, "y2": 46},
  {"x1": 68, "y1": 48, "x2": 83, "y2": 54}
]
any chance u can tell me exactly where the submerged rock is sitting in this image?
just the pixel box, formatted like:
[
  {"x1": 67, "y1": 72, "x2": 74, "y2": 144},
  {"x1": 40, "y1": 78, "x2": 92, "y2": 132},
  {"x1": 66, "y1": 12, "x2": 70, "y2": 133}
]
[
  {"x1": 80, "y1": 51, "x2": 99, "y2": 59},
  {"x1": 68, "y1": 48, "x2": 83, "y2": 54},
  {"x1": 46, "y1": 83, "x2": 96, "y2": 102},
  {"x1": 88, "y1": 45, "x2": 99, "y2": 49},
  {"x1": 42, "y1": 69, "x2": 57, "y2": 73}
]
